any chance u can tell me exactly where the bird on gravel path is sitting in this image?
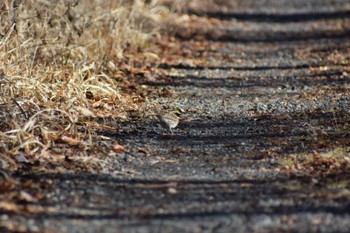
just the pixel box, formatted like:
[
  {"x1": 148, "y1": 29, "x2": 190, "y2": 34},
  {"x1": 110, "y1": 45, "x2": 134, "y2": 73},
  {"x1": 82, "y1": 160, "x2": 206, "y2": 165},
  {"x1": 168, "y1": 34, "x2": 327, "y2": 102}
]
[{"x1": 156, "y1": 108, "x2": 183, "y2": 134}]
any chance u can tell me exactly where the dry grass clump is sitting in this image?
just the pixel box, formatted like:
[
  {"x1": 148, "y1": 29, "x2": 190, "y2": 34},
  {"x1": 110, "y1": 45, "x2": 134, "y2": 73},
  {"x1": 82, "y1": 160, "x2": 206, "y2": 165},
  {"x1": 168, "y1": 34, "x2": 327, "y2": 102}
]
[
  {"x1": 0, "y1": 0, "x2": 169, "y2": 162},
  {"x1": 280, "y1": 148, "x2": 350, "y2": 174}
]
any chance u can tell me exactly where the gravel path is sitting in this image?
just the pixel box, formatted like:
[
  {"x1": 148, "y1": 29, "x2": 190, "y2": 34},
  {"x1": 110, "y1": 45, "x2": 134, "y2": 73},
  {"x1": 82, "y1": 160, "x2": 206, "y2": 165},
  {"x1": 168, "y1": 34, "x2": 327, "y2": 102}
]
[{"x1": 2, "y1": 0, "x2": 350, "y2": 232}]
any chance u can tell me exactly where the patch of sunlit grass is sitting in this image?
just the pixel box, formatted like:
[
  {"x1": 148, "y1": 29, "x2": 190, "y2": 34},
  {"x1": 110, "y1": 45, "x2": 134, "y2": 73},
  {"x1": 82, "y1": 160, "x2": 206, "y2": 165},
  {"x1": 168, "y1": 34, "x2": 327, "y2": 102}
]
[
  {"x1": 0, "y1": 0, "x2": 171, "y2": 165},
  {"x1": 280, "y1": 147, "x2": 350, "y2": 174}
]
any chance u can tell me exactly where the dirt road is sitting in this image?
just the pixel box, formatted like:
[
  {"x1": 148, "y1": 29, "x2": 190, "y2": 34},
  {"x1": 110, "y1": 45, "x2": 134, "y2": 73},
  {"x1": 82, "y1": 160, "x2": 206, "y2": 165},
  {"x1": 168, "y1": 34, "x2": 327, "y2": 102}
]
[{"x1": 2, "y1": 0, "x2": 350, "y2": 232}]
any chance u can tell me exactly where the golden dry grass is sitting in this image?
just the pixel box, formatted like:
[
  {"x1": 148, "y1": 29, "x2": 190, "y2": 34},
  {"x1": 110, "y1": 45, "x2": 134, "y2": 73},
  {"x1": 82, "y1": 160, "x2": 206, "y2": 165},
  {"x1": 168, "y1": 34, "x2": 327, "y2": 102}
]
[{"x1": 0, "y1": 0, "x2": 172, "y2": 162}]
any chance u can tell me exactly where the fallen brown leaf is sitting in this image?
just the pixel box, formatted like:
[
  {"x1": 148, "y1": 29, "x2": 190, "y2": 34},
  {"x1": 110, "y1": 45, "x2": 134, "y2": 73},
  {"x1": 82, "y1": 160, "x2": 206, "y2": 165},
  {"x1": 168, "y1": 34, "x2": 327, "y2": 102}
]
[
  {"x1": 60, "y1": 136, "x2": 82, "y2": 146},
  {"x1": 112, "y1": 143, "x2": 125, "y2": 153}
]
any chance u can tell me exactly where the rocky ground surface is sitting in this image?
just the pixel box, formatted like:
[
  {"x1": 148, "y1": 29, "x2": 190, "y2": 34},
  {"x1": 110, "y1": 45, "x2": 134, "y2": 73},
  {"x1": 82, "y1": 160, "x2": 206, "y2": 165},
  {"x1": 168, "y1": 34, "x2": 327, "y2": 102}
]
[{"x1": 1, "y1": 0, "x2": 350, "y2": 232}]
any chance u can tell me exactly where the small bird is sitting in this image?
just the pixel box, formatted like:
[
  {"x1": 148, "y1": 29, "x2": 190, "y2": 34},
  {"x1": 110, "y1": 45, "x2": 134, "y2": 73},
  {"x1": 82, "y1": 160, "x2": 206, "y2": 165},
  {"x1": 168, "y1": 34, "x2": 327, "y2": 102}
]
[{"x1": 156, "y1": 108, "x2": 183, "y2": 134}]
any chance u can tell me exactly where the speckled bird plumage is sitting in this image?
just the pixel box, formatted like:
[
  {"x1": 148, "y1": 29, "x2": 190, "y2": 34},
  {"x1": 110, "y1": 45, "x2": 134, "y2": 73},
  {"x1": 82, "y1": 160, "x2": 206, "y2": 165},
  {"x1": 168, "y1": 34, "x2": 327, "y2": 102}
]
[{"x1": 156, "y1": 108, "x2": 183, "y2": 133}]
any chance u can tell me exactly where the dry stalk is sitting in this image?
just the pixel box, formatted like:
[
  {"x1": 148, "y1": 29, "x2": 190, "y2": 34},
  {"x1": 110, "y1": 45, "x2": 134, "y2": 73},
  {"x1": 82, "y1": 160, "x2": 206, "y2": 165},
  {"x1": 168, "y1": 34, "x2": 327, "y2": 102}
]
[{"x1": 0, "y1": 0, "x2": 170, "y2": 162}]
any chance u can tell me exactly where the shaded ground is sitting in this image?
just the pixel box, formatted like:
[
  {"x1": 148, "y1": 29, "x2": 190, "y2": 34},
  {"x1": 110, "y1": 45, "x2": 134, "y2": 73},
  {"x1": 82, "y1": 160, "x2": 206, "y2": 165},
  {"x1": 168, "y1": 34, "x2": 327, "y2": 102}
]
[{"x1": 1, "y1": 0, "x2": 350, "y2": 232}]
